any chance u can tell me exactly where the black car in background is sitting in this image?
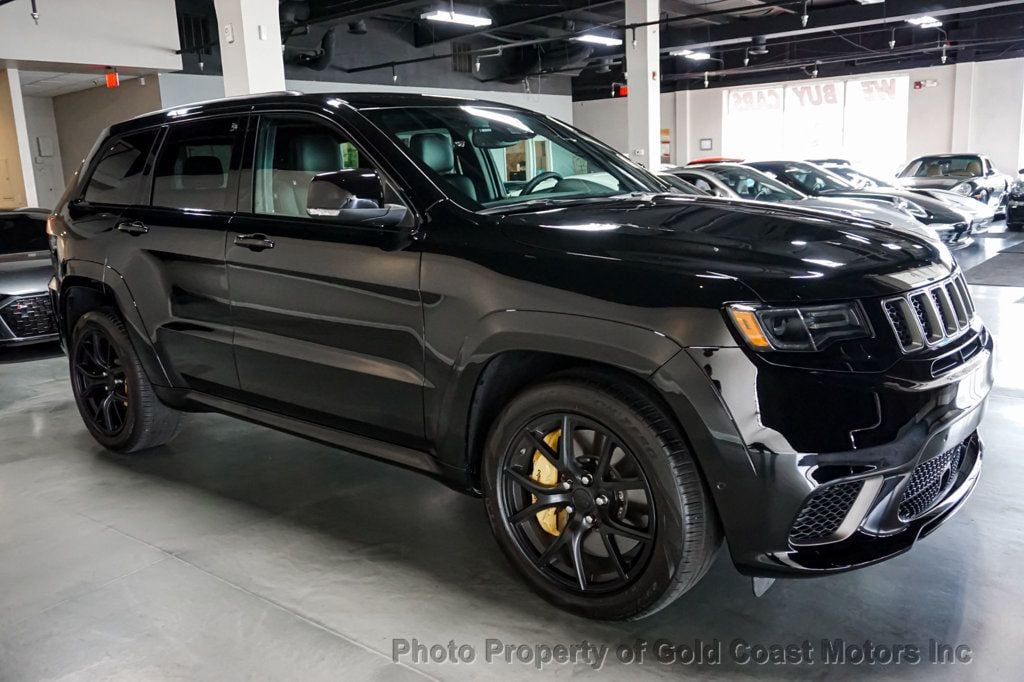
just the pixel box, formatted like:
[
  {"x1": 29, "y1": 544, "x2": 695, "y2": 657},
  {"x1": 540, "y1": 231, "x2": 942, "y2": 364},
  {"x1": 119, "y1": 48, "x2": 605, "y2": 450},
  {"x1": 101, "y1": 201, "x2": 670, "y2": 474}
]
[
  {"x1": 0, "y1": 208, "x2": 59, "y2": 348},
  {"x1": 895, "y1": 154, "x2": 1010, "y2": 208},
  {"x1": 748, "y1": 160, "x2": 976, "y2": 245},
  {"x1": 50, "y1": 93, "x2": 991, "y2": 620},
  {"x1": 1008, "y1": 170, "x2": 1024, "y2": 230}
]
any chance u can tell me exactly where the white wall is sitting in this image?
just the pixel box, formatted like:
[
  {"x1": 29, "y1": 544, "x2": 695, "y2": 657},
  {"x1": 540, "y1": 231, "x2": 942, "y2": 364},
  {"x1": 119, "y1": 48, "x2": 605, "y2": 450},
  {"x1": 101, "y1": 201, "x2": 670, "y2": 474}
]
[
  {"x1": 573, "y1": 92, "x2": 677, "y2": 162},
  {"x1": 0, "y1": 0, "x2": 180, "y2": 73},
  {"x1": 572, "y1": 58, "x2": 1024, "y2": 173},
  {"x1": 156, "y1": 73, "x2": 575, "y2": 123},
  {"x1": 22, "y1": 96, "x2": 65, "y2": 209},
  {"x1": 0, "y1": 69, "x2": 34, "y2": 208}
]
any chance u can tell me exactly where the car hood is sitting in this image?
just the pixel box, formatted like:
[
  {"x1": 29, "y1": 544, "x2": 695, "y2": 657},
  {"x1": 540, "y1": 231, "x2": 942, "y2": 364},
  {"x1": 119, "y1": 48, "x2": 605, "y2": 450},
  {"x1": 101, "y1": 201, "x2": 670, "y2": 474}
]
[
  {"x1": 0, "y1": 252, "x2": 53, "y2": 297},
  {"x1": 896, "y1": 177, "x2": 967, "y2": 191},
  {"x1": 495, "y1": 195, "x2": 954, "y2": 302},
  {"x1": 817, "y1": 187, "x2": 968, "y2": 223},
  {"x1": 788, "y1": 196, "x2": 922, "y2": 230}
]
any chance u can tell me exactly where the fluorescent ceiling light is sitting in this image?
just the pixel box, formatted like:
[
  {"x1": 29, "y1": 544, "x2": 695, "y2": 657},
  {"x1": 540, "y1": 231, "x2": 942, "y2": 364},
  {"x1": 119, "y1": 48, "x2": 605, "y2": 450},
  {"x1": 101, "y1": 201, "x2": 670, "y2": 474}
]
[
  {"x1": 573, "y1": 34, "x2": 623, "y2": 46},
  {"x1": 420, "y1": 9, "x2": 492, "y2": 27},
  {"x1": 685, "y1": 51, "x2": 712, "y2": 61},
  {"x1": 906, "y1": 15, "x2": 942, "y2": 28},
  {"x1": 670, "y1": 49, "x2": 693, "y2": 56},
  {"x1": 855, "y1": 0, "x2": 885, "y2": 4}
]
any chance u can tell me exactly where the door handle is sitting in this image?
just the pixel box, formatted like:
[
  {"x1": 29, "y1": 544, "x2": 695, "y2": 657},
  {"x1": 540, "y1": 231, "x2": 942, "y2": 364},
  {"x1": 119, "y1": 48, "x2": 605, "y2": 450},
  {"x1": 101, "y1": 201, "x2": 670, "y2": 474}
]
[
  {"x1": 116, "y1": 220, "x2": 148, "y2": 236},
  {"x1": 234, "y1": 233, "x2": 275, "y2": 251}
]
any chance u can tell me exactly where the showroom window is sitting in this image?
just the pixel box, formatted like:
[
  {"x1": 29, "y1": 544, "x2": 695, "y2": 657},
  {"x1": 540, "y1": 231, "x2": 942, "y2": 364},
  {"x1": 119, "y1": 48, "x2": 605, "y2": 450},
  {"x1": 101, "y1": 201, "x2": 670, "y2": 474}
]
[
  {"x1": 151, "y1": 117, "x2": 244, "y2": 212},
  {"x1": 83, "y1": 130, "x2": 158, "y2": 206},
  {"x1": 252, "y1": 115, "x2": 367, "y2": 218},
  {"x1": 723, "y1": 74, "x2": 909, "y2": 177}
]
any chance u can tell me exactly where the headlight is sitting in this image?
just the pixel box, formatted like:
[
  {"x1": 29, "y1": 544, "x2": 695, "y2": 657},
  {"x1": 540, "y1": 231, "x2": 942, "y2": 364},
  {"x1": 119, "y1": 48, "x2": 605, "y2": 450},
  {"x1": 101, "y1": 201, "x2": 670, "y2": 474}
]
[
  {"x1": 727, "y1": 302, "x2": 872, "y2": 352},
  {"x1": 953, "y1": 182, "x2": 974, "y2": 196},
  {"x1": 894, "y1": 197, "x2": 928, "y2": 218}
]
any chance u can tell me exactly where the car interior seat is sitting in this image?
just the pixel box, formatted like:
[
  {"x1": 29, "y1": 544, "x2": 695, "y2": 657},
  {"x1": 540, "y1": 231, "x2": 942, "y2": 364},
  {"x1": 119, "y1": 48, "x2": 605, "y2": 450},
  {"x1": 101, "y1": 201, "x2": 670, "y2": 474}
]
[
  {"x1": 409, "y1": 132, "x2": 477, "y2": 201},
  {"x1": 272, "y1": 133, "x2": 344, "y2": 216},
  {"x1": 177, "y1": 156, "x2": 227, "y2": 211}
]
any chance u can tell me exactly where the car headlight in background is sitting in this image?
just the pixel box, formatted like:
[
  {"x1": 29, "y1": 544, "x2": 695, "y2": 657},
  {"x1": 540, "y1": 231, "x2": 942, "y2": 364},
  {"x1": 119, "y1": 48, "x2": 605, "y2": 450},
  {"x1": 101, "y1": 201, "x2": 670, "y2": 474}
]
[
  {"x1": 727, "y1": 302, "x2": 873, "y2": 351},
  {"x1": 893, "y1": 197, "x2": 929, "y2": 218},
  {"x1": 953, "y1": 182, "x2": 975, "y2": 196}
]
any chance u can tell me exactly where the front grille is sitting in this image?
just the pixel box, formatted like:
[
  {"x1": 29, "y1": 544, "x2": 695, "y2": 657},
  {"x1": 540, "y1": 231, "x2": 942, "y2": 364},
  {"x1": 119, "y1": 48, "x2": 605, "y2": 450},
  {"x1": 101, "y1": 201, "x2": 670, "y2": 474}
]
[
  {"x1": 0, "y1": 294, "x2": 57, "y2": 339},
  {"x1": 898, "y1": 436, "x2": 972, "y2": 521},
  {"x1": 882, "y1": 273, "x2": 974, "y2": 352},
  {"x1": 790, "y1": 480, "x2": 864, "y2": 543}
]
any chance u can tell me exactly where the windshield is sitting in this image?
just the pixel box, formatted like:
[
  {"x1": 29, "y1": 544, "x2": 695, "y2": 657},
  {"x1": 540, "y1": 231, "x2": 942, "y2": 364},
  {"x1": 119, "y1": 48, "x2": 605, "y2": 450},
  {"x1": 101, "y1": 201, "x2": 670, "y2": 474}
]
[
  {"x1": 703, "y1": 165, "x2": 804, "y2": 202},
  {"x1": 0, "y1": 215, "x2": 48, "y2": 255},
  {"x1": 900, "y1": 155, "x2": 985, "y2": 179},
  {"x1": 361, "y1": 105, "x2": 671, "y2": 209},
  {"x1": 751, "y1": 162, "x2": 852, "y2": 195}
]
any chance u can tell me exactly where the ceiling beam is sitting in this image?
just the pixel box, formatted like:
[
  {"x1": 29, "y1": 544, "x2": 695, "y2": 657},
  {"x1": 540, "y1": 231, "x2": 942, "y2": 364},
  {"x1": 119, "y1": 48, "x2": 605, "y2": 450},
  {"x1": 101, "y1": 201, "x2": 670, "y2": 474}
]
[{"x1": 660, "y1": 0, "x2": 1024, "y2": 53}]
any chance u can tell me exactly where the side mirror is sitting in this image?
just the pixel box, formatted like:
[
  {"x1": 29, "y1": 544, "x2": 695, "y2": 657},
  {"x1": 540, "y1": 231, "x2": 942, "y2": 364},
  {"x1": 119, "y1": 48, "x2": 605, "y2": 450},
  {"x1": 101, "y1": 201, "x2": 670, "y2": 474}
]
[
  {"x1": 306, "y1": 169, "x2": 406, "y2": 227},
  {"x1": 1018, "y1": 168, "x2": 1024, "y2": 175}
]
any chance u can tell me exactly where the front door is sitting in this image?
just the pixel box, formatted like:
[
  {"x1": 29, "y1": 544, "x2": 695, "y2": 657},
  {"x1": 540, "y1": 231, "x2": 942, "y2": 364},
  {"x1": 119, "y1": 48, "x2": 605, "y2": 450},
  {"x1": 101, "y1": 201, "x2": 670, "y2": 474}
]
[{"x1": 227, "y1": 112, "x2": 424, "y2": 447}]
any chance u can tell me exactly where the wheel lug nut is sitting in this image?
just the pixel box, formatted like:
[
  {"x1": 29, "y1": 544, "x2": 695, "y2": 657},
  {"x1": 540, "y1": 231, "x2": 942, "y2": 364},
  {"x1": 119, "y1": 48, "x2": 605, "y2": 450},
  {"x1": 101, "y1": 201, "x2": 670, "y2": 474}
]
[
  {"x1": 595, "y1": 495, "x2": 608, "y2": 506},
  {"x1": 583, "y1": 514, "x2": 595, "y2": 524},
  {"x1": 565, "y1": 506, "x2": 574, "y2": 515},
  {"x1": 562, "y1": 480, "x2": 572, "y2": 490},
  {"x1": 580, "y1": 475, "x2": 592, "y2": 486}
]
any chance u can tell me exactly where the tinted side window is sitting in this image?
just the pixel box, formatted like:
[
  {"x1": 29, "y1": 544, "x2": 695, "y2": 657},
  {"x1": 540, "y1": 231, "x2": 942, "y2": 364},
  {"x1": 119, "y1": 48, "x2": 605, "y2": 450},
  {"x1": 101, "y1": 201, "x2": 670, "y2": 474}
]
[
  {"x1": 0, "y1": 215, "x2": 48, "y2": 255},
  {"x1": 83, "y1": 131, "x2": 157, "y2": 206},
  {"x1": 152, "y1": 117, "x2": 243, "y2": 212},
  {"x1": 252, "y1": 115, "x2": 367, "y2": 218}
]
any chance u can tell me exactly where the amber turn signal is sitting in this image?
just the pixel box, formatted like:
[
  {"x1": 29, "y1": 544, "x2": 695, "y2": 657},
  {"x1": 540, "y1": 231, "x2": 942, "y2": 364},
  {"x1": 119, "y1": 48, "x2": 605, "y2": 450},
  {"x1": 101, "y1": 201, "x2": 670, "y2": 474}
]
[{"x1": 727, "y1": 306, "x2": 771, "y2": 349}]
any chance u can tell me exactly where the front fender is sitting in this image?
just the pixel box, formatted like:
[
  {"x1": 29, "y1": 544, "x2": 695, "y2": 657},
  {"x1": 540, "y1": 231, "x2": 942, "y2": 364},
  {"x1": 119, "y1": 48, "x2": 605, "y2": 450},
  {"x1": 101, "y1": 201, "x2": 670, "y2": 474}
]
[{"x1": 429, "y1": 310, "x2": 684, "y2": 472}]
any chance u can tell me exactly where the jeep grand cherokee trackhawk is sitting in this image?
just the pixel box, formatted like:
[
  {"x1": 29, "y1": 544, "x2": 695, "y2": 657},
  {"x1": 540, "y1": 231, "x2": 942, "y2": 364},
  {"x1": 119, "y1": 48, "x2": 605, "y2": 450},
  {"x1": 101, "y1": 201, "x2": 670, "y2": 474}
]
[{"x1": 49, "y1": 93, "x2": 992, "y2": 620}]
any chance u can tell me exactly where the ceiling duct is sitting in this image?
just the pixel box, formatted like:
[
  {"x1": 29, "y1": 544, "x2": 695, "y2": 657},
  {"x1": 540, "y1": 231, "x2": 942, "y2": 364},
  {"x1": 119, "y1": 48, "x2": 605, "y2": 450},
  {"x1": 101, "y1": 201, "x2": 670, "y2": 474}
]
[
  {"x1": 749, "y1": 36, "x2": 769, "y2": 55},
  {"x1": 485, "y1": 43, "x2": 593, "y2": 83},
  {"x1": 293, "y1": 26, "x2": 336, "y2": 71}
]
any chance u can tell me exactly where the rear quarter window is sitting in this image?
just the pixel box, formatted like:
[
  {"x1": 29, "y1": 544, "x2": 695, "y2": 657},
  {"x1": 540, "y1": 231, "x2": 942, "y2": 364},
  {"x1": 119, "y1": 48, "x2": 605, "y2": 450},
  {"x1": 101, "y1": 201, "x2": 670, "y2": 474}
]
[{"x1": 83, "y1": 130, "x2": 158, "y2": 206}]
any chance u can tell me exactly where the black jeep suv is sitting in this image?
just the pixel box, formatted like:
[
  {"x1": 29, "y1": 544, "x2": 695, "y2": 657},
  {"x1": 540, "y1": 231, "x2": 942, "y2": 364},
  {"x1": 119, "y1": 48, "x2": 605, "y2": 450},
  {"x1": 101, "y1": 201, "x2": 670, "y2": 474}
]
[{"x1": 50, "y1": 93, "x2": 992, "y2": 620}]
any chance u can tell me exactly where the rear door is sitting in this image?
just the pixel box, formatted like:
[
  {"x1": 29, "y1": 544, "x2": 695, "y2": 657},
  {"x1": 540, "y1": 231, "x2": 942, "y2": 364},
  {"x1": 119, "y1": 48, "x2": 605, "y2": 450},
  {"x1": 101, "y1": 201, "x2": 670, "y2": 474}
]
[
  {"x1": 226, "y1": 110, "x2": 425, "y2": 447},
  {"x1": 115, "y1": 114, "x2": 247, "y2": 394}
]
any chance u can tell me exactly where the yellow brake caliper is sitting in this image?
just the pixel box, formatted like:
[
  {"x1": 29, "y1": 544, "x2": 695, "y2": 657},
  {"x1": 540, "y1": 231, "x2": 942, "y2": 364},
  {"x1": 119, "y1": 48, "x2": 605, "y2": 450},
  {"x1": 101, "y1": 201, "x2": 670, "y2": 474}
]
[{"x1": 531, "y1": 429, "x2": 567, "y2": 536}]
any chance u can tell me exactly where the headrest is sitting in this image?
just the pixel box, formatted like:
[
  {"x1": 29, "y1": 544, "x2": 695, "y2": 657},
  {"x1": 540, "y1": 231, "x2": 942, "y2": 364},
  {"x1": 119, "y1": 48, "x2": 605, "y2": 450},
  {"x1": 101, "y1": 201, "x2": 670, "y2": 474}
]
[
  {"x1": 181, "y1": 155, "x2": 224, "y2": 190},
  {"x1": 410, "y1": 132, "x2": 454, "y2": 174},
  {"x1": 966, "y1": 160, "x2": 982, "y2": 175},
  {"x1": 292, "y1": 134, "x2": 342, "y2": 173}
]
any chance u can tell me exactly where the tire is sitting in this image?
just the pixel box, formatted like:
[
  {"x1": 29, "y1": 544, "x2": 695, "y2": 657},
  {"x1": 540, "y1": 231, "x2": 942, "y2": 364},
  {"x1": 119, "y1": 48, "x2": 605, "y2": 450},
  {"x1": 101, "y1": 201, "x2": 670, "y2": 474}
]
[
  {"x1": 1008, "y1": 223, "x2": 1023, "y2": 232},
  {"x1": 69, "y1": 308, "x2": 180, "y2": 453},
  {"x1": 482, "y1": 372, "x2": 721, "y2": 620}
]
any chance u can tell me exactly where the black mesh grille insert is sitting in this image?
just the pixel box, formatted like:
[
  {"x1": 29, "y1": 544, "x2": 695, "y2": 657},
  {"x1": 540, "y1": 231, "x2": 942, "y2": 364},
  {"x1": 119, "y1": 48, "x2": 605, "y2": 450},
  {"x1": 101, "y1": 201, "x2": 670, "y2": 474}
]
[
  {"x1": 911, "y1": 294, "x2": 933, "y2": 338},
  {"x1": 884, "y1": 301, "x2": 912, "y2": 347},
  {"x1": 898, "y1": 437, "x2": 971, "y2": 521},
  {"x1": 1, "y1": 295, "x2": 57, "y2": 339},
  {"x1": 790, "y1": 480, "x2": 864, "y2": 542}
]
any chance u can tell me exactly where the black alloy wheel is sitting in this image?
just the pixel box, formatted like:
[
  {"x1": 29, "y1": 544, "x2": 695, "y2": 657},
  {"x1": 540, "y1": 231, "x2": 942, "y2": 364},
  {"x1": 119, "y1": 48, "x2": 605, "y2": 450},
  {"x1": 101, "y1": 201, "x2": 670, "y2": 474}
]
[
  {"x1": 72, "y1": 328, "x2": 130, "y2": 436},
  {"x1": 483, "y1": 375, "x2": 721, "y2": 620},
  {"x1": 496, "y1": 413, "x2": 657, "y2": 594},
  {"x1": 69, "y1": 308, "x2": 181, "y2": 453}
]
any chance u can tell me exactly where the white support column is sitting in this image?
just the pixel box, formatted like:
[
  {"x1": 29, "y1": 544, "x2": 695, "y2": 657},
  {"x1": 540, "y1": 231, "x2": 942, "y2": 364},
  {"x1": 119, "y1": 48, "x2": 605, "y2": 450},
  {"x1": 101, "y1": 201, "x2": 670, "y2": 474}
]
[
  {"x1": 626, "y1": 0, "x2": 660, "y2": 169},
  {"x1": 213, "y1": 0, "x2": 286, "y2": 97},
  {"x1": 950, "y1": 62, "x2": 974, "y2": 152},
  {"x1": 0, "y1": 67, "x2": 37, "y2": 208}
]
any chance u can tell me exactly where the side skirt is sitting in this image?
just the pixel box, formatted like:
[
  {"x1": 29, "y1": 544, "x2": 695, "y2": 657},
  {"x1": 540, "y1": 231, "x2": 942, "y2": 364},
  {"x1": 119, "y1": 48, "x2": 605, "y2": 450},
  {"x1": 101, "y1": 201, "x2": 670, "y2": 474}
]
[{"x1": 154, "y1": 386, "x2": 476, "y2": 494}]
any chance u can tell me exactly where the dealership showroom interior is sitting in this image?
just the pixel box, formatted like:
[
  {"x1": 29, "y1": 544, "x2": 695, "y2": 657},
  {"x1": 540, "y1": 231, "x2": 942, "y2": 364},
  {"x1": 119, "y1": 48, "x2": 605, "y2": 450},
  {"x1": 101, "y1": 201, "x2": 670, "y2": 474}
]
[{"x1": 3, "y1": 0, "x2": 1024, "y2": 678}]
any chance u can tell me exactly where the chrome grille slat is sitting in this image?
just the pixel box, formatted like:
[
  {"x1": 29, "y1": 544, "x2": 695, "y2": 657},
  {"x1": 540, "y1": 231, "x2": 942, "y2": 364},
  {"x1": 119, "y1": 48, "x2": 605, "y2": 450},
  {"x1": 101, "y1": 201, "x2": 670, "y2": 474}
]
[{"x1": 882, "y1": 274, "x2": 974, "y2": 353}]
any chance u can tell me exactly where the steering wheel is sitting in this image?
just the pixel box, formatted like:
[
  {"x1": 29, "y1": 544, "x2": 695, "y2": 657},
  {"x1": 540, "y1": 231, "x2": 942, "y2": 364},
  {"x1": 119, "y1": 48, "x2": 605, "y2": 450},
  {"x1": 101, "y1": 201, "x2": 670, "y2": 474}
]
[{"x1": 520, "y1": 171, "x2": 563, "y2": 195}]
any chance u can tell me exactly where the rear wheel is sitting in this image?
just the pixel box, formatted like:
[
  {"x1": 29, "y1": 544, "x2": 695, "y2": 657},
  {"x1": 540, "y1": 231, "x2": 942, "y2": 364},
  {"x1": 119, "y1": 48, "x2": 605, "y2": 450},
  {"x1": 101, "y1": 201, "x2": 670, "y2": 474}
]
[
  {"x1": 482, "y1": 374, "x2": 721, "y2": 620},
  {"x1": 70, "y1": 309, "x2": 180, "y2": 453}
]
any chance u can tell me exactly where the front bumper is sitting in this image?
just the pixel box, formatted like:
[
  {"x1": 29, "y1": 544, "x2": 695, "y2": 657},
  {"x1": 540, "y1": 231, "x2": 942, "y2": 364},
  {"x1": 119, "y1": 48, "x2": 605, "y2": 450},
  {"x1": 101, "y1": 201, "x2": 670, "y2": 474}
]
[{"x1": 652, "y1": 323, "x2": 993, "y2": 578}]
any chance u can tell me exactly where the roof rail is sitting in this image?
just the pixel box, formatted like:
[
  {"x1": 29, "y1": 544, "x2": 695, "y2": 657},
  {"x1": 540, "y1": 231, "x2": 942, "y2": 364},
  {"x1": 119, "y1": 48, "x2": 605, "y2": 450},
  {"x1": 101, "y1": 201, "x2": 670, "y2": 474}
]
[{"x1": 130, "y1": 90, "x2": 304, "y2": 120}]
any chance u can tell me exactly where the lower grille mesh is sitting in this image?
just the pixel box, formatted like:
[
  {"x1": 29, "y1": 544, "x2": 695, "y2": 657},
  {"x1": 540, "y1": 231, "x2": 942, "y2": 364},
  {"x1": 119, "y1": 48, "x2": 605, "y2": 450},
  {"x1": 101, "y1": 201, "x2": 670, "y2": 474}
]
[
  {"x1": 898, "y1": 437, "x2": 972, "y2": 521},
  {"x1": 0, "y1": 295, "x2": 57, "y2": 339},
  {"x1": 790, "y1": 480, "x2": 864, "y2": 542}
]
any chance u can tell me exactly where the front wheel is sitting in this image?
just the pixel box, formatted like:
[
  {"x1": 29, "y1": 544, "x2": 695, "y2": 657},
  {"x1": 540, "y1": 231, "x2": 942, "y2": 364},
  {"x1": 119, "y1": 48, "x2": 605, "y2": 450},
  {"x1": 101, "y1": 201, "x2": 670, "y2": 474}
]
[
  {"x1": 482, "y1": 374, "x2": 721, "y2": 620},
  {"x1": 70, "y1": 309, "x2": 180, "y2": 453}
]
